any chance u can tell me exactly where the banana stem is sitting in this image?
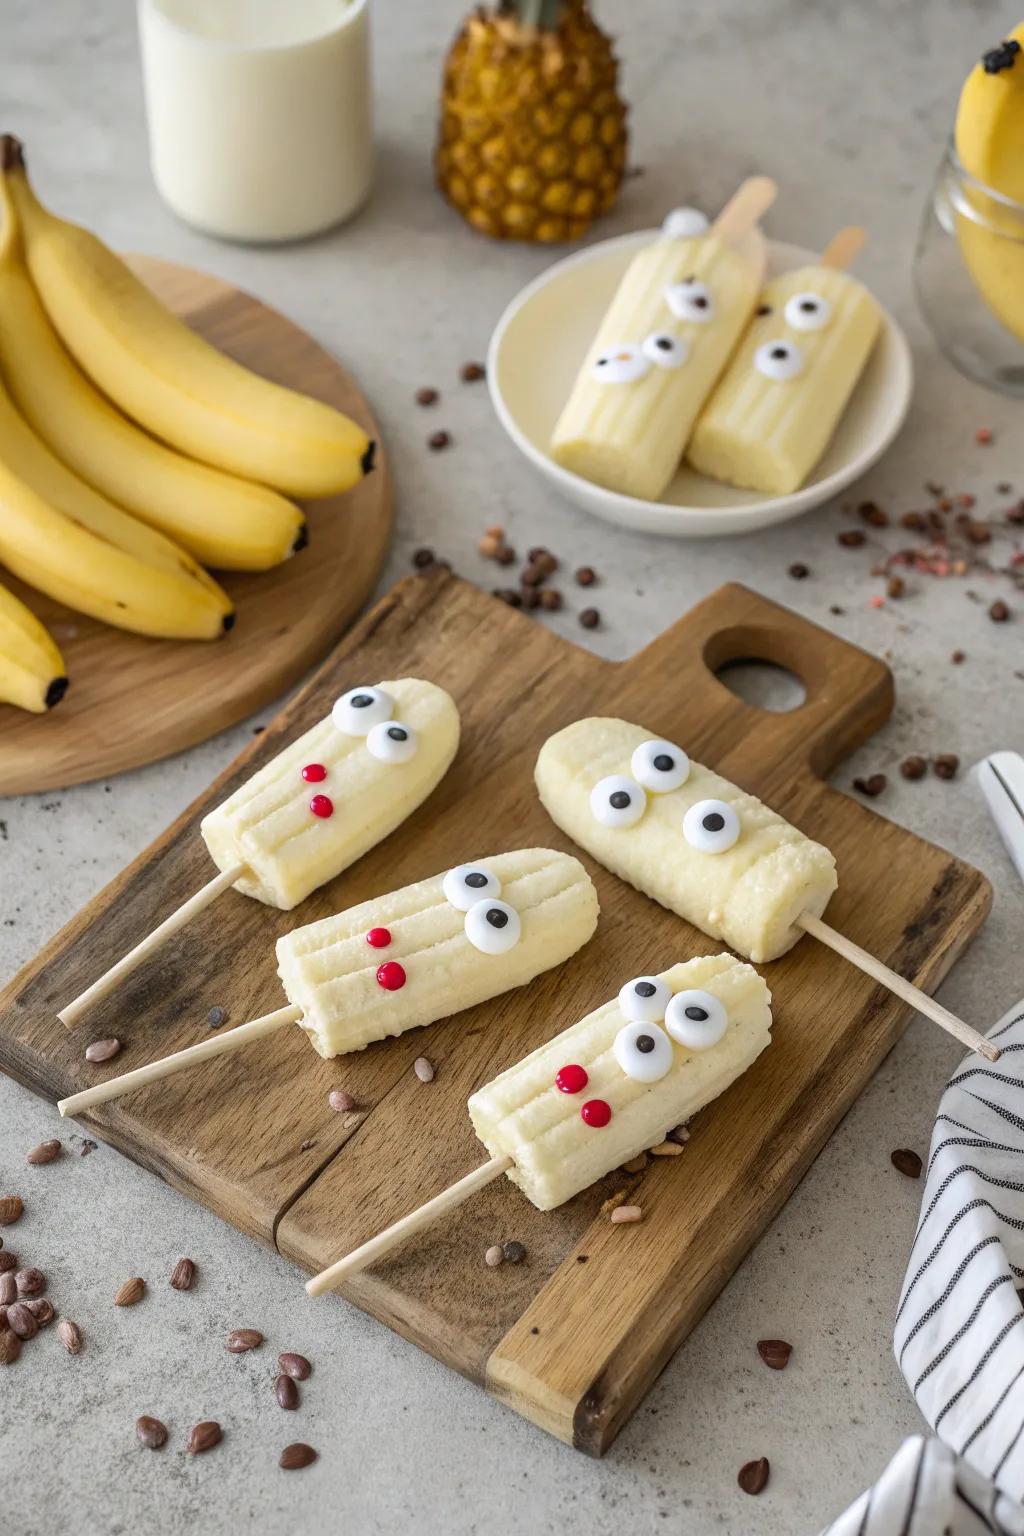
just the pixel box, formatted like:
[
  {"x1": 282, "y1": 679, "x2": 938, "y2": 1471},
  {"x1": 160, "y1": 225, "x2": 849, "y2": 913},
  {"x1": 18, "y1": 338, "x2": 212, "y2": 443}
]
[{"x1": 0, "y1": 135, "x2": 25, "y2": 173}]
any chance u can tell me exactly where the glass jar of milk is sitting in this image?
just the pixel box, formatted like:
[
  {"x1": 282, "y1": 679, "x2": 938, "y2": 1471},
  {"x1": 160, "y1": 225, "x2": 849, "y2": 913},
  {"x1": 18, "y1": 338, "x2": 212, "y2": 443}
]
[{"x1": 138, "y1": 0, "x2": 372, "y2": 243}]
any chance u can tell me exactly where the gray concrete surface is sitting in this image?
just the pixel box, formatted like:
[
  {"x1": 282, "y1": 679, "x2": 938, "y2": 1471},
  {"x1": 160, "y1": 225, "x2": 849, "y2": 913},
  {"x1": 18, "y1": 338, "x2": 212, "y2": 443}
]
[{"x1": 2, "y1": 0, "x2": 1024, "y2": 1531}]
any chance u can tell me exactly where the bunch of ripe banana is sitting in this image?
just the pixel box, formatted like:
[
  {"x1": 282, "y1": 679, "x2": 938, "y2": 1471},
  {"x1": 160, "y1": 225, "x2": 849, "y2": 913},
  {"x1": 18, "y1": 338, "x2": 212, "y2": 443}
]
[{"x1": 0, "y1": 134, "x2": 374, "y2": 714}]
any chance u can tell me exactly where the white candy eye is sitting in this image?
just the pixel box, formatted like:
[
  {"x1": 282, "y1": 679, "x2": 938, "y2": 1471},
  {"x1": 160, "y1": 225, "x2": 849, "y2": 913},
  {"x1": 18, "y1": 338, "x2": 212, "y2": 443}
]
[
  {"x1": 754, "y1": 340, "x2": 804, "y2": 381},
  {"x1": 683, "y1": 799, "x2": 740, "y2": 853},
  {"x1": 642, "y1": 331, "x2": 688, "y2": 369},
  {"x1": 664, "y1": 278, "x2": 715, "y2": 323},
  {"x1": 665, "y1": 989, "x2": 728, "y2": 1050},
  {"x1": 630, "y1": 739, "x2": 690, "y2": 793},
  {"x1": 465, "y1": 898, "x2": 521, "y2": 955},
  {"x1": 661, "y1": 206, "x2": 710, "y2": 240},
  {"x1": 784, "y1": 292, "x2": 832, "y2": 332},
  {"x1": 332, "y1": 685, "x2": 393, "y2": 735},
  {"x1": 366, "y1": 720, "x2": 417, "y2": 764},
  {"x1": 443, "y1": 863, "x2": 501, "y2": 912},
  {"x1": 591, "y1": 344, "x2": 650, "y2": 385},
  {"x1": 613, "y1": 1021, "x2": 674, "y2": 1084},
  {"x1": 590, "y1": 775, "x2": 646, "y2": 829},
  {"x1": 618, "y1": 975, "x2": 672, "y2": 1023}
]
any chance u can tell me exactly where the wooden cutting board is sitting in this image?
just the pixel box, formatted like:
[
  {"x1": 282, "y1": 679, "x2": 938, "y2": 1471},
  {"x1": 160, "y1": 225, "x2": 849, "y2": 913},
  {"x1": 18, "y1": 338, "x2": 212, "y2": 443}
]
[
  {"x1": 0, "y1": 254, "x2": 392, "y2": 795},
  {"x1": 0, "y1": 574, "x2": 992, "y2": 1454}
]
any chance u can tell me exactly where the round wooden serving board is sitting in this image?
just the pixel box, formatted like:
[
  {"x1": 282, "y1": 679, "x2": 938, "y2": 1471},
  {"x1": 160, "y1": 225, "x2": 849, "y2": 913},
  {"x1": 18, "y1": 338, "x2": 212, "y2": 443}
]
[{"x1": 0, "y1": 255, "x2": 392, "y2": 795}]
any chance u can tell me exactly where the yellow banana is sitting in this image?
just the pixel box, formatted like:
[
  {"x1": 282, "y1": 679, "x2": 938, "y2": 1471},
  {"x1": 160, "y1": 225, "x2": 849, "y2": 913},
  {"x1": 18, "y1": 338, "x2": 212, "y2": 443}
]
[
  {"x1": 0, "y1": 373, "x2": 233, "y2": 618},
  {"x1": 0, "y1": 174, "x2": 305, "y2": 573},
  {"x1": 0, "y1": 578, "x2": 68, "y2": 712},
  {"x1": 0, "y1": 448, "x2": 234, "y2": 641},
  {"x1": 3, "y1": 136, "x2": 373, "y2": 498}
]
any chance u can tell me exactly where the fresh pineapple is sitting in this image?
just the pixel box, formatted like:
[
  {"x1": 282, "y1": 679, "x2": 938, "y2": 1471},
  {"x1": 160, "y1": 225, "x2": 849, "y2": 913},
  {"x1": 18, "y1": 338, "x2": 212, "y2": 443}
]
[{"x1": 436, "y1": 0, "x2": 628, "y2": 243}]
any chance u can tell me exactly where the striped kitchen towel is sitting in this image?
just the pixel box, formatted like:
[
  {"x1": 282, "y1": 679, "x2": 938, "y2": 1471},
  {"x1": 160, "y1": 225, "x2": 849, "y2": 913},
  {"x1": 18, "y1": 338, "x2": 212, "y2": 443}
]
[
  {"x1": 894, "y1": 1001, "x2": 1024, "y2": 1497},
  {"x1": 820, "y1": 1435, "x2": 1024, "y2": 1535}
]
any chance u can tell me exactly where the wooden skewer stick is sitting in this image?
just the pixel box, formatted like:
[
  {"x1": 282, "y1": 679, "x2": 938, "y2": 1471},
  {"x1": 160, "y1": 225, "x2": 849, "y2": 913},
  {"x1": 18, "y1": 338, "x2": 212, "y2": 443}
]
[
  {"x1": 819, "y1": 225, "x2": 866, "y2": 271},
  {"x1": 711, "y1": 175, "x2": 778, "y2": 245},
  {"x1": 57, "y1": 1002, "x2": 300, "y2": 1118},
  {"x1": 57, "y1": 863, "x2": 245, "y2": 1029},
  {"x1": 305, "y1": 1155, "x2": 514, "y2": 1297},
  {"x1": 798, "y1": 913, "x2": 999, "y2": 1063}
]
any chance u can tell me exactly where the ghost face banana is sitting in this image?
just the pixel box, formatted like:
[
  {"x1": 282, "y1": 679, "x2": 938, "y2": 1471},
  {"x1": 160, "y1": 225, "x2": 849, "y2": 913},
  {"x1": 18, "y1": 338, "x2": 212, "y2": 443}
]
[
  {"x1": 0, "y1": 579, "x2": 68, "y2": 713},
  {"x1": 0, "y1": 451, "x2": 234, "y2": 641},
  {"x1": 0, "y1": 376, "x2": 232, "y2": 615},
  {"x1": 2, "y1": 137, "x2": 373, "y2": 499},
  {"x1": 0, "y1": 197, "x2": 304, "y2": 573}
]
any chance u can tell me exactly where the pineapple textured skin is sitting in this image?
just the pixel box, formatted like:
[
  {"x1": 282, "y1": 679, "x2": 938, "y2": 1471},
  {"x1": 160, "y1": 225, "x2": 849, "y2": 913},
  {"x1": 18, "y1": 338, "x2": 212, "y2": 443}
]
[{"x1": 436, "y1": 1, "x2": 628, "y2": 243}]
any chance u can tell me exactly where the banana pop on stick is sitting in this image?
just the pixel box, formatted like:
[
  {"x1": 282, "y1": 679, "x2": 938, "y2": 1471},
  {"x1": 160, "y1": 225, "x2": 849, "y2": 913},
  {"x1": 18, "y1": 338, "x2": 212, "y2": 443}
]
[
  {"x1": 688, "y1": 227, "x2": 883, "y2": 495},
  {"x1": 306, "y1": 954, "x2": 771, "y2": 1293},
  {"x1": 550, "y1": 177, "x2": 776, "y2": 501},
  {"x1": 535, "y1": 718, "x2": 997, "y2": 1062},
  {"x1": 58, "y1": 680, "x2": 461, "y2": 1028},
  {"x1": 58, "y1": 850, "x2": 599, "y2": 1118}
]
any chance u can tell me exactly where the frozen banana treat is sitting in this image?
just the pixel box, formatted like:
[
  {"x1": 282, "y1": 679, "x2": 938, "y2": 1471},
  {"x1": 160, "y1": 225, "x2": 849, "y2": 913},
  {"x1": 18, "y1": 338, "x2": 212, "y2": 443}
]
[
  {"x1": 689, "y1": 238, "x2": 882, "y2": 495},
  {"x1": 549, "y1": 181, "x2": 774, "y2": 502},
  {"x1": 470, "y1": 953, "x2": 772, "y2": 1210},
  {"x1": 278, "y1": 848, "x2": 600, "y2": 1057},
  {"x1": 202, "y1": 679, "x2": 460, "y2": 909},
  {"x1": 535, "y1": 718, "x2": 837, "y2": 963}
]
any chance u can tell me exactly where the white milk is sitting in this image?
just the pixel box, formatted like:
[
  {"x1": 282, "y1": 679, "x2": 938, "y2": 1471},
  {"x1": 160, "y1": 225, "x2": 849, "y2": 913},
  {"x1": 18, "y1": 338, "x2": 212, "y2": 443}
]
[{"x1": 137, "y1": 0, "x2": 372, "y2": 242}]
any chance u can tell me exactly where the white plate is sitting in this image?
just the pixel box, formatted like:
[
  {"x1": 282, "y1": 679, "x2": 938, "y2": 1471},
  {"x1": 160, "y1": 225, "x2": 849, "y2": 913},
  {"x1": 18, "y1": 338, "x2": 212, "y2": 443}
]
[{"x1": 486, "y1": 233, "x2": 914, "y2": 539}]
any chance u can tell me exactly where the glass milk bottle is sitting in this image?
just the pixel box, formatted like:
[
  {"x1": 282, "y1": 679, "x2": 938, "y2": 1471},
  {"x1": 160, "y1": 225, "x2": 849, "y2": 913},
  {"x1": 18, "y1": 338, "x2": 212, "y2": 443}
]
[{"x1": 138, "y1": 0, "x2": 372, "y2": 243}]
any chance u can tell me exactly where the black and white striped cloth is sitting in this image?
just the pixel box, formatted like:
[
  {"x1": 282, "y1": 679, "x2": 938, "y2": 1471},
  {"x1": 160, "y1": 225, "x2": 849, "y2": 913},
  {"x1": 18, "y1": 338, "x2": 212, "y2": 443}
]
[{"x1": 821, "y1": 1002, "x2": 1024, "y2": 1533}]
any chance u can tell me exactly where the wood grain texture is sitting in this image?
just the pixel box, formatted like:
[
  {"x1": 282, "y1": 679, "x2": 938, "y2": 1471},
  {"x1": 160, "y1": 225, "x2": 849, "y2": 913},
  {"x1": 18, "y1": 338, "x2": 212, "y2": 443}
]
[
  {"x1": 0, "y1": 254, "x2": 392, "y2": 794},
  {"x1": 0, "y1": 575, "x2": 992, "y2": 1452}
]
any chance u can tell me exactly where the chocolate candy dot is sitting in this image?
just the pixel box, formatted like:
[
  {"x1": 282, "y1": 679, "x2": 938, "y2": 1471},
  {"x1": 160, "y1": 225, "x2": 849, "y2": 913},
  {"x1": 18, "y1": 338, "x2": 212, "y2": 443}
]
[
  {"x1": 609, "y1": 791, "x2": 632, "y2": 810},
  {"x1": 636, "y1": 1035, "x2": 656, "y2": 1054},
  {"x1": 702, "y1": 812, "x2": 725, "y2": 832},
  {"x1": 485, "y1": 908, "x2": 508, "y2": 929},
  {"x1": 635, "y1": 982, "x2": 657, "y2": 998},
  {"x1": 684, "y1": 1005, "x2": 709, "y2": 1021}
]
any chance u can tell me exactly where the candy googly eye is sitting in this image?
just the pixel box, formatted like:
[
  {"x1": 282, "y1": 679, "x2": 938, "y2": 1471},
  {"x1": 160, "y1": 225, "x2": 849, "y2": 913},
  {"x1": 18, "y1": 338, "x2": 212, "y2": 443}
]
[
  {"x1": 642, "y1": 331, "x2": 689, "y2": 370},
  {"x1": 661, "y1": 206, "x2": 710, "y2": 240},
  {"x1": 664, "y1": 278, "x2": 715, "y2": 323},
  {"x1": 613, "y1": 1021, "x2": 674, "y2": 1084},
  {"x1": 591, "y1": 345, "x2": 650, "y2": 385},
  {"x1": 754, "y1": 340, "x2": 804, "y2": 381},
  {"x1": 783, "y1": 292, "x2": 832, "y2": 332},
  {"x1": 618, "y1": 975, "x2": 672, "y2": 1023},
  {"x1": 366, "y1": 720, "x2": 417, "y2": 764},
  {"x1": 664, "y1": 989, "x2": 728, "y2": 1050},
  {"x1": 630, "y1": 738, "x2": 690, "y2": 793},
  {"x1": 332, "y1": 685, "x2": 393, "y2": 735},
  {"x1": 682, "y1": 798, "x2": 740, "y2": 853},
  {"x1": 443, "y1": 863, "x2": 502, "y2": 912},
  {"x1": 464, "y1": 898, "x2": 521, "y2": 955},
  {"x1": 590, "y1": 775, "x2": 646, "y2": 829}
]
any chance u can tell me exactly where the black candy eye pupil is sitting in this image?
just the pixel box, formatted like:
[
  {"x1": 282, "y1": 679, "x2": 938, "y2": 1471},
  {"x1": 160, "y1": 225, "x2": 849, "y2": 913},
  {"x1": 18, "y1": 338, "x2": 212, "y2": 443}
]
[
  {"x1": 387, "y1": 726, "x2": 406, "y2": 741},
  {"x1": 352, "y1": 693, "x2": 373, "y2": 708},
  {"x1": 703, "y1": 812, "x2": 725, "y2": 832},
  {"x1": 609, "y1": 791, "x2": 632, "y2": 810},
  {"x1": 799, "y1": 299, "x2": 817, "y2": 312},
  {"x1": 636, "y1": 1034, "x2": 655, "y2": 1054},
  {"x1": 653, "y1": 754, "x2": 674, "y2": 771},
  {"x1": 486, "y1": 908, "x2": 508, "y2": 929},
  {"x1": 655, "y1": 337, "x2": 672, "y2": 350},
  {"x1": 771, "y1": 346, "x2": 788, "y2": 360},
  {"x1": 635, "y1": 982, "x2": 657, "y2": 998},
  {"x1": 684, "y1": 1005, "x2": 709, "y2": 1022},
  {"x1": 693, "y1": 296, "x2": 708, "y2": 308},
  {"x1": 465, "y1": 872, "x2": 488, "y2": 889}
]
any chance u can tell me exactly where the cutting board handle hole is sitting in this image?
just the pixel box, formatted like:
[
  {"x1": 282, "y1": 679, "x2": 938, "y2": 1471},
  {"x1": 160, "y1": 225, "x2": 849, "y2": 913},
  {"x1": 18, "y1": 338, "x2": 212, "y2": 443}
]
[{"x1": 714, "y1": 659, "x2": 807, "y2": 715}]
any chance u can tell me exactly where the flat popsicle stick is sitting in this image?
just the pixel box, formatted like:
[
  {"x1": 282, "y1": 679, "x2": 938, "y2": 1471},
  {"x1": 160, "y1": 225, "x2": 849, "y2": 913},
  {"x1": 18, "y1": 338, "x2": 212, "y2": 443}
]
[
  {"x1": 57, "y1": 1002, "x2": 300, "y2": 1118},
  {"x1": 711, "y1": 176, "x2": 778, "y2": 246},
  {"x1": 57, "y1": 862, "x2": 245, "y2": 1029},
  {"x1": 819, "y1": 225, "x2": 866, "y2": 272},
  {"x1": 305, "y1": 1154, "x2": 514, "y2": 1297},
  {"x1": 798, "y1": 913, "x2": 998, "y2": 1063}
]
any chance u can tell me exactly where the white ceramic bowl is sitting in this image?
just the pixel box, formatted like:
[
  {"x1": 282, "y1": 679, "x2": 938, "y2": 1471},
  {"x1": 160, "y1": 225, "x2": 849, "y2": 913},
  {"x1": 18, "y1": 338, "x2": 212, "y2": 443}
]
[{"x1": 486, "y1": 233, "x2": 914, "y2": 539}]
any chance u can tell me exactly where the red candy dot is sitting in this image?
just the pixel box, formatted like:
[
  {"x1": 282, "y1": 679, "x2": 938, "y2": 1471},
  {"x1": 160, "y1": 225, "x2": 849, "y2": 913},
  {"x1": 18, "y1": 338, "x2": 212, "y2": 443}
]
[
  {"x1": 301, "y1": 763, "x2": 327, "y2": 783},
  {"x1": 555, "y1": 1064, "x2": 588, "y2": 1095},
  {"x1": 376, "y1": 961, "x2": 406, "y2": 991},
  {"x1": 366, "y1": 927, "x2": 392, "y2": 949},
  {"x1": 309, "y1": 794, "x2": 334, "y2": 819},
  {"x1": 580, "y1": 1099, "x2": 612, "y2": 1128}
]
